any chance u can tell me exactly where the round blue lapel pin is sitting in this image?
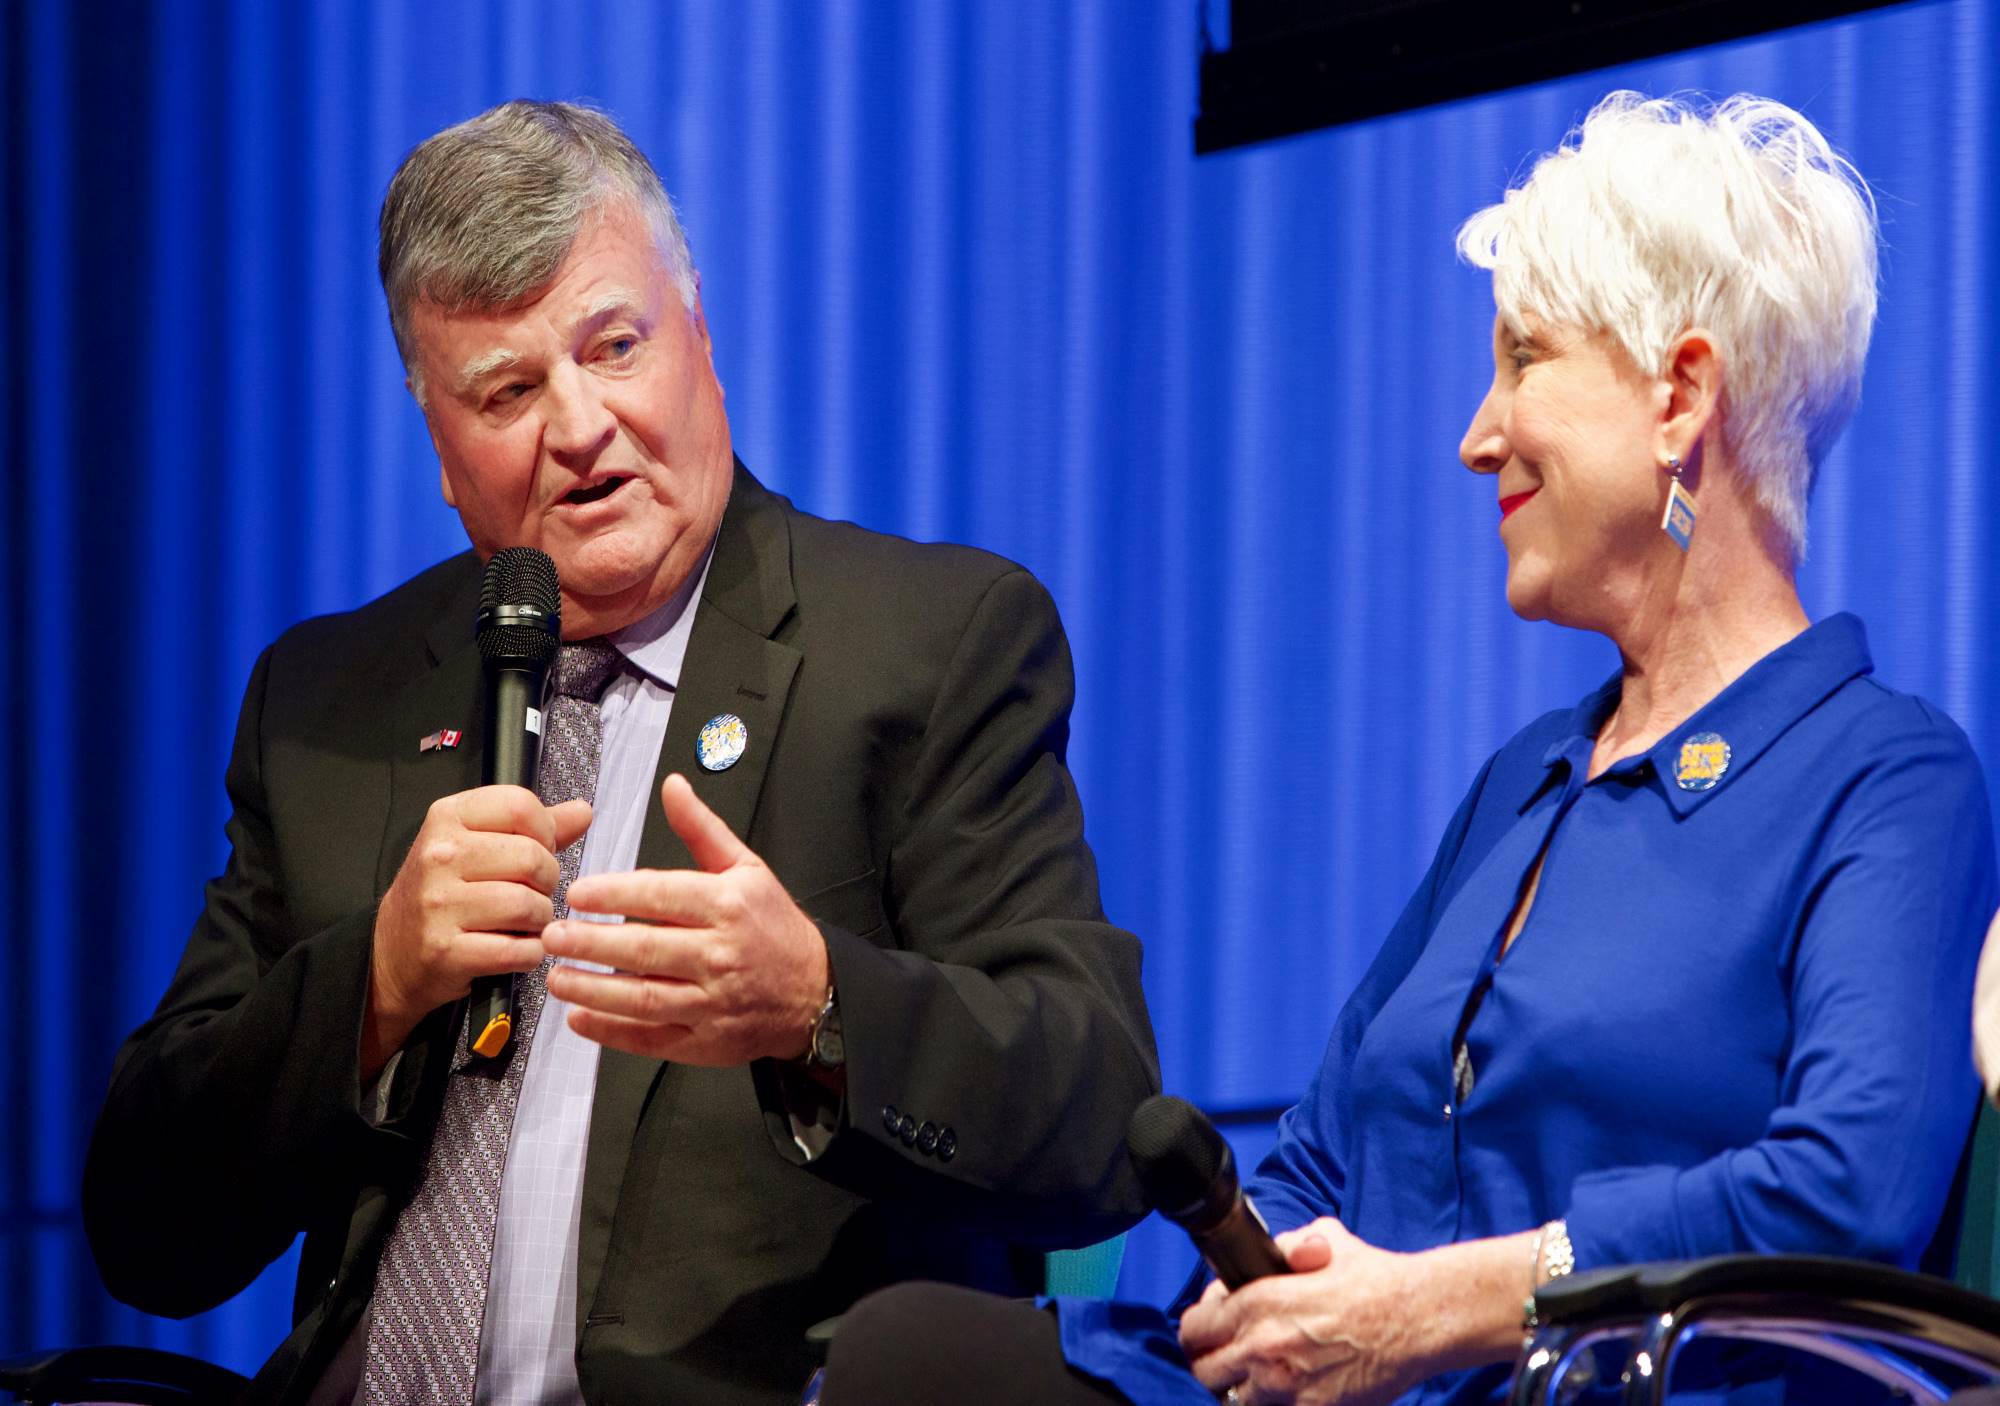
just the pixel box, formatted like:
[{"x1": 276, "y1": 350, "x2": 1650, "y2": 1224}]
[
  {"x1": 697, "y1": 713, "x2": 748, "y2": 772},
  {"x1": 1674, "y1": 731, "x2": 1731, "y2": 792}
]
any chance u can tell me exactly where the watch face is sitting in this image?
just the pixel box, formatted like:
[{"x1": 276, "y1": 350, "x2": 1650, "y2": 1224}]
[{"x1": 811, "y1": 994, "x2": 844, "y2": 1068}]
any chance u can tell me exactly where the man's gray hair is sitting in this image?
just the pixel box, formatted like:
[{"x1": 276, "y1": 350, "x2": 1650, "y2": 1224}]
[{"x1": 379, "y1": 99, "x2": 699, "y2": 403}]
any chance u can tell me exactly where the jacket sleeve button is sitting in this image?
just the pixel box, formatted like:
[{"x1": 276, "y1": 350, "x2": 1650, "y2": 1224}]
[
  {"x1": 915, "y1": 1121, "x2": 939, "y2": 1155},
  {"x1": 936, "y1": 1127, "x2": 956, "y2": 1162},
  {"x1": 881, "y1": 1105, "x2": 901, "y2": 1136},
  {"x1": 897, "y1": 1113, "x2": 918, "y2": 1146}
]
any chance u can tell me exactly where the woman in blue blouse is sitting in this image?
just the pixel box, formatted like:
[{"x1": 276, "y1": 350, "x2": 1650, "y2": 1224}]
[{"x1": 820, "y1": 91, "x2": 1998, "y2": 1406}]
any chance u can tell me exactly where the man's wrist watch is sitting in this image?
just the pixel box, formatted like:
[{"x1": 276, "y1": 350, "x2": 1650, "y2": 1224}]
[{"x1": 805, "y1": 983, "x2": 844, "y2": 1070}]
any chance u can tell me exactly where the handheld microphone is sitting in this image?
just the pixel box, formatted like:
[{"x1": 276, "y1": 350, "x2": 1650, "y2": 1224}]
[
  {"x1": 468, "y1": 547, "x2": 561, "y2": 1058},
  {"x1": 1126, "y1": 1095, "x2": 1290, "y2": 1289}
]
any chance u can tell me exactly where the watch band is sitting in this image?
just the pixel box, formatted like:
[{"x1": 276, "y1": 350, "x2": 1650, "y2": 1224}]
[{"x1": 806, "y1": 983, "x2": 843, "y2": 1070}]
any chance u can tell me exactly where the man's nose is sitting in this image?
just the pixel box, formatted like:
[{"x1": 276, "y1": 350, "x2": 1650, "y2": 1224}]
[
  {"x1": 543, "y1": 364, "x2": 616, "y2": 463},
  {"x1": 1460, "y1": 389, "x2": 1507, "y2": 475}
]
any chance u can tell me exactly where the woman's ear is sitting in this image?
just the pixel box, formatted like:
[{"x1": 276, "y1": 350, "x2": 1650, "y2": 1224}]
[{"x1": 1662, "y1": 328, "x2": 1723, "y2": 466}]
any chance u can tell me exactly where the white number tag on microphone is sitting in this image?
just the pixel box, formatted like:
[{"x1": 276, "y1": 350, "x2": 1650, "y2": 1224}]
[{"x1": 525, "y1": 707, "x2": 544, "y2": 737}]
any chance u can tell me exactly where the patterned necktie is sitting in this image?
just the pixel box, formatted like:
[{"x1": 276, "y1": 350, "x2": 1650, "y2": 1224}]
[{"x1": 359, "y1": 639, "x2": 625, "y2": 1406}]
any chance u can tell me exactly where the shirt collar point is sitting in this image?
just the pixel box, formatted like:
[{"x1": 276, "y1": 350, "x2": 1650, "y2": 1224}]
[{"x1": 607, "y1": 547, "x2": 717, "y2": 690}]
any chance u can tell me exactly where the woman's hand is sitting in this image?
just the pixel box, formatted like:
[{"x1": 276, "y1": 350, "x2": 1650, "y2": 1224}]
[
  {"x1": 1178, "y1": 1219, "x2": 1436, "y2": 1406},
  {"x1": 1179, "y1": 1220, "x2": 1541, "y2": 1405}
]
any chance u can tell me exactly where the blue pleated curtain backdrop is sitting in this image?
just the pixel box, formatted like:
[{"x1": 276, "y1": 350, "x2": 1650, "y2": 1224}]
[{"x1": 4, "y1": 0, "x2": 1996, "y2": 1372}]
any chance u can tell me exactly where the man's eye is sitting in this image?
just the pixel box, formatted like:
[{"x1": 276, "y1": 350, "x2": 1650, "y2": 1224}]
[
  {"x1": 603, "y1": 336, "x2": 639, "y2": 360},
  {"x1": 488, "y1": 382, "x2": 534, "y2": 408}
]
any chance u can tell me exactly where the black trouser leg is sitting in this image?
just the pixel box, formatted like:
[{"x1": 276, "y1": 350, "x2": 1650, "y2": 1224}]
[{"x1": 819, "y1": 1282, "x2": 1135, "y2": 1406}]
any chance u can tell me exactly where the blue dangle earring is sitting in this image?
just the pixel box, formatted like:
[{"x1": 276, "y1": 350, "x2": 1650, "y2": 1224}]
[{"x1": 1660, "y1": 453, "x2": 1696, "y2": 551}]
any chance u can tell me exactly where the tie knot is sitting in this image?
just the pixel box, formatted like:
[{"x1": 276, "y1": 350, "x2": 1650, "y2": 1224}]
[{"x1": 554, "y1": 639, "x2": 623, "y2": 702}]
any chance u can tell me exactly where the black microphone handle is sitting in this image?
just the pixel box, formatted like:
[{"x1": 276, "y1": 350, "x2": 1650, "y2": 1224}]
[
  {"x1": 483, "y1": 665, "x2": 548, "y2": 790},
  {"x1": 1190, "y1": 1191, "x2": 1292, "y2": 1288},
  {"x1": 468, "y1": 662, "x2": 550, "y2": 1058}
]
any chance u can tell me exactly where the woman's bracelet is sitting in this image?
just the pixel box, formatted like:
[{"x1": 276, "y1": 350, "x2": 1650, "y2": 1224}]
[{"x1": 1521, "y1": 1219, "x2": 1574, "y2": 1333}]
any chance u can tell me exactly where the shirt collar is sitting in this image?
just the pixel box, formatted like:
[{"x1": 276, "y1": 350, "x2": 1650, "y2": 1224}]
[
  {"x1": 1536, "y1": 613, "x2": 1875, "y2": 815},
  {"x1": 606, "y1": 544, "x2": 716, "y2": 691}
]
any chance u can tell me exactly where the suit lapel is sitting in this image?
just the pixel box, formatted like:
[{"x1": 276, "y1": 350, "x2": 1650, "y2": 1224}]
[
  {"x1": 378, "y1": 567, "x2": 486, "y2": 898},
  {"x1": 361, "y1": 567, "x2": 488, "y2": 1111},
  {"x1": 579, "y1": 466, "x2": 804, "y2": 1322}
]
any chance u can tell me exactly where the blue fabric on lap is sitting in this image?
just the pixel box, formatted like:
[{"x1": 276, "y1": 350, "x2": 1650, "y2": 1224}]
[{"x1": 1043, "y1": 1296, "x2": 1206, "y2": 1405}]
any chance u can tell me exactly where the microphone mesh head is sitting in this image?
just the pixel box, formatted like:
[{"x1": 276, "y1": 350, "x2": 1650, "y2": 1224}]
[
  {"x1": 476, "y1": 548, "x2": 562, "y2": 667},
  {"x1": 1126, "y1": 1095, "x2": 1229, "y2": 1217}
]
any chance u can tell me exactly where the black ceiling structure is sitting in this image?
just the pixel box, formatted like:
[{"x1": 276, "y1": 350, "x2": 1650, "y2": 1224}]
[{"x1": 1196, "y1": 0, "x2": 1919, "y2": 154}]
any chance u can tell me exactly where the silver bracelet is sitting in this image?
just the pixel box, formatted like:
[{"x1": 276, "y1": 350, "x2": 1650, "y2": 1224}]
[
  {"x1": 1522, "y1": 1219, "x2": 1573, "y2": 1334},
  {"x1": 1540, "y1": 1219, "x2": 1575, "y2": 1283}
]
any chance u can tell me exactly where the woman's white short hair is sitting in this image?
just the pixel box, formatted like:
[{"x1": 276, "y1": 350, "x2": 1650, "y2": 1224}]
[{"x1": 1457, "y1": 91, "x2": 1879, "y2": 558}]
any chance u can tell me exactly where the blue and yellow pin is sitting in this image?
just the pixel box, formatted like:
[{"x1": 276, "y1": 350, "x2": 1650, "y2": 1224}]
[
  {"x1": 697, "y1": 713, "x2": 749, "y2": 772},
  {"x1": 1675, "y1": 732, "x2": 1731, "y2": 792}
]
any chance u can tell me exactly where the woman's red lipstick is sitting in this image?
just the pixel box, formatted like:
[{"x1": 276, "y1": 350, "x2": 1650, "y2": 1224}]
[{"x1": 1499, "y1": 489, "x2": 1538, "y2": 522}]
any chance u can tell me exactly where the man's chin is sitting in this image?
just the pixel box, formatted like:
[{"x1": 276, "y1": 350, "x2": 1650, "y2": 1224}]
[
  {"x1": 553, "y1": 532, "x2": 669, "y2": 593},
  {"x1": 552, "y1": 537, "x2": 690, "y2": 633}
]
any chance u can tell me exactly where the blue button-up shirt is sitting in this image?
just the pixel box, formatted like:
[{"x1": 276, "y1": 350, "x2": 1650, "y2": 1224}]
[{"x1": 1061, "y1": 614, "x2": 1998, "y2": 1405}]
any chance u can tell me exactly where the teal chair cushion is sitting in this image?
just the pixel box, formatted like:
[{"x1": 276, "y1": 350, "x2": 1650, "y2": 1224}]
[
  {"x1": 1043, "y1": 1233, "x2": 1128, "y2": 1297},
  {"x1": 1958, "y1": 1102, "x2": 2000, "y2": 1296}
]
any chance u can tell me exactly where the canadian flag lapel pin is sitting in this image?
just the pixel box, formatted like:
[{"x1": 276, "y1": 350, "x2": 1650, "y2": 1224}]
[{"x1": 419, "y1": 728, "x2": 463, "y2": 752}]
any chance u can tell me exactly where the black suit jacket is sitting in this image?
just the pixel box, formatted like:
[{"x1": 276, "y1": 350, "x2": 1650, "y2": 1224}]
[{"x1": 84, "y1": 467, "x2": 1161, "y2": 1405}]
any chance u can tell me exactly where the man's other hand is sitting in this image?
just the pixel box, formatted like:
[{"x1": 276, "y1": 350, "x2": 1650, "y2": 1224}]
[
  {"x1": 364, "y1": 786, "x2": 593, "y2": 1078},
  {"x1": 542, "y1": 773, "x2": 830, "y2": 1066}
]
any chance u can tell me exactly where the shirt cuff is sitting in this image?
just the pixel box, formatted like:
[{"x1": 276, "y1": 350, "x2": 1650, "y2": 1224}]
[
  {"x1": 773, "y1": 1061, "x2": 844, "y2": 1160},
  {"x1": 1563, "y1": 1163, "x2": 1689, "y2": 1272},
  {"x1": 363, "y1": 1051, "x2": 404, "y2": 1127}
]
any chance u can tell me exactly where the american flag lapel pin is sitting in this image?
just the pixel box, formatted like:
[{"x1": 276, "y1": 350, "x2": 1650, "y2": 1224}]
[{"x1": 419, "y1": 728, "x2": 463, "y2": 753}]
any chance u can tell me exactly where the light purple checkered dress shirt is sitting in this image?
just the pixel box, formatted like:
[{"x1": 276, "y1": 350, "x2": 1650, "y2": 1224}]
[
  {"x1": 315, "y1": 557, "x2": 711, "y2": 1406},
  {"x1": 472, "y1": 557, "x2": 709, "y2": 1406}
]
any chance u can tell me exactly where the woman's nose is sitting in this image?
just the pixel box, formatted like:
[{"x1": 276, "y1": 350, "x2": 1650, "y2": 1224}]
[{"x1": 1460, "y1": 390, "x2": 1507, "y2": 475}]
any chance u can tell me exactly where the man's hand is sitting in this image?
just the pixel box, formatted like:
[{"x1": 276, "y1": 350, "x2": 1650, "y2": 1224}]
[
  {"x1": 1178, "y1": 1219, "x2": 1436, "y2": 1406},
  {"x1": 364, "y1": 786, "x2": 593, "y2": 1078},
  {"x1": 542, "y1": 773, "x2": 830, "y2": 1065}
]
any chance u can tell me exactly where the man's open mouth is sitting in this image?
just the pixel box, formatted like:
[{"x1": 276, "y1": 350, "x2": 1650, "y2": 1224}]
[{"x1": 564, "y1": 476, "x2": 631, "y2": 506}]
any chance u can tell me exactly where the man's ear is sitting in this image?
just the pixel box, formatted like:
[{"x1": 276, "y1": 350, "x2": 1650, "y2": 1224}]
[
  {"x1": 692, "y1": 295, "x2": 723, "y2": 398},
  {"x1": 411, "y1": 386, "x2": 456, "y2": 508},
  {"x1": 1661, "y1": 329, "x2": 1722, "y2": 464}
]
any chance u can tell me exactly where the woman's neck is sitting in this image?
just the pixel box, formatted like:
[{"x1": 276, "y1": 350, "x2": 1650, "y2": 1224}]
[{"x1": 1590, "y1": 500, "x2": 1807, "y2": 778}]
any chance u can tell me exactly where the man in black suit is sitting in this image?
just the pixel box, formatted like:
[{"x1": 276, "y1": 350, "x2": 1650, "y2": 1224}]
[{"x1": 83, "y1": 101, "x2": 1159, "y2": 1405}]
